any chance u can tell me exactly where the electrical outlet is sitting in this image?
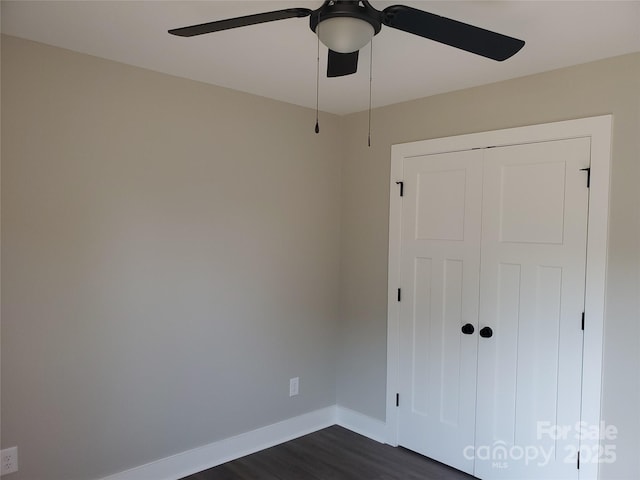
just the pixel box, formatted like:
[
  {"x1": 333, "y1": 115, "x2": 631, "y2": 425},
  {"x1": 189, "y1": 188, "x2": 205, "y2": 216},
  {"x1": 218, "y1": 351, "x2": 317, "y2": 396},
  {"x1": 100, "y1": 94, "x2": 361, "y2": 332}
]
[
  {"x1": 1, "y1": 447, "x2": 18, "y2": 476},
  {"x1": 289, "y1": 377, "x2": 299, "y2": 397}
]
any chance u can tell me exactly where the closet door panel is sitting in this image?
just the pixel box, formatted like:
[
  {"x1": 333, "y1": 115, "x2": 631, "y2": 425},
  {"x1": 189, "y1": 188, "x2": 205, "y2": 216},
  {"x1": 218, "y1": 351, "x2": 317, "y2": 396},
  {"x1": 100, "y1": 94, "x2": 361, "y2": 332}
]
[
  {"x1": 474, "y1": 138, "x2": 590, "y2": 480},
  {"x1": 397, "y1": 149, "x2": 483, "y2": 474}
]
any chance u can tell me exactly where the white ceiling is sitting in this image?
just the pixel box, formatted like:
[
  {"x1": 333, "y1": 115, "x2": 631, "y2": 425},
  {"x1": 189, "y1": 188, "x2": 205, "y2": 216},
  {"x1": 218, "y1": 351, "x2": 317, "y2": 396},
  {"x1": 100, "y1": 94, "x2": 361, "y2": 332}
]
[{"x1": 2, "y1": 1, "x2": 639, "y2": 115}]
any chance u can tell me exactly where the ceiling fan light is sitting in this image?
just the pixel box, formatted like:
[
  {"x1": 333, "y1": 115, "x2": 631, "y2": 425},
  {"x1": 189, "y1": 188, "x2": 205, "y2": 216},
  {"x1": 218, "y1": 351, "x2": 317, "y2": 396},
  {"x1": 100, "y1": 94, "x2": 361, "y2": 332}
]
[{"x1": 316, "y1": 16, "x2": 375, "y2": 54}]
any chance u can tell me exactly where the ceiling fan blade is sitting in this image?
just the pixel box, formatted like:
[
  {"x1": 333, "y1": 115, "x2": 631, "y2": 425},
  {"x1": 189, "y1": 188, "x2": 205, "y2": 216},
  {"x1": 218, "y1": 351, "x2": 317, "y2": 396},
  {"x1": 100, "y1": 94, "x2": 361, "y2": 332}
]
[
  {"x1": 169, "y1": 8, "x2": 312, "y2": 37},
  {"x1": 382, "y1": 5, "x2": 525, "y2": 61},
  {"x1": 327, "y1": 50, "x2": 359, "y2": 78}
]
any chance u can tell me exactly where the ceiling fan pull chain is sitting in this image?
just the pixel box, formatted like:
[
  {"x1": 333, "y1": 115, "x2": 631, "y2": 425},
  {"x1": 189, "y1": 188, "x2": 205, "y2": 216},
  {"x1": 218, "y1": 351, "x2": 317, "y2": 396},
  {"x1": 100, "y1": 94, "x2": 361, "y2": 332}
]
[
  {"x1": 315, "y1": 24, "x2": 320, "y2": 134},
  {"x1": 368, "y1": 37, "x2": 373, "y2": 147}
]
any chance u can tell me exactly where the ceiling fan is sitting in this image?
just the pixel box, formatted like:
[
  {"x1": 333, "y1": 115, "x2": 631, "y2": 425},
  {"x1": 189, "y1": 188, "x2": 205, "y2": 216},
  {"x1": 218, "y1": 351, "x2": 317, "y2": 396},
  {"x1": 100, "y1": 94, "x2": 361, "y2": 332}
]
[{"x1": 169, "y1": 1, "x2": 525, "y2": 78}]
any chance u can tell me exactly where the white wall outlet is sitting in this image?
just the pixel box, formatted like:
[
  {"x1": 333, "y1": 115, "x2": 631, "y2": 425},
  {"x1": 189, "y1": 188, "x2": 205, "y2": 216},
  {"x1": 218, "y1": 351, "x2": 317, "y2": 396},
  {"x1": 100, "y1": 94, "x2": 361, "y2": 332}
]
[
  {"x1": 289, "y1": 377, "x2": 299, "y2": 397},
  {"x1": 1, "y1": 446, "x2": 18, "y2": 476}
]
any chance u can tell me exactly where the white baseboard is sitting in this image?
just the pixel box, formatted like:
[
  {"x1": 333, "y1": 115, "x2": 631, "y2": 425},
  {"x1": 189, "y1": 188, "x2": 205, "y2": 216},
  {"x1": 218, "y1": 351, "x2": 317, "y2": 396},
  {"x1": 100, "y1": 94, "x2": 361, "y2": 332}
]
[
  {"x1": 335, "y1": 405, "x2": 387, "y2": 444},
  {"x1": 99, "y1": 406, "x2": 336, "y2": 480},
  {"x1": 98, "y1": 405, "x2": 386, "y2": 480}
]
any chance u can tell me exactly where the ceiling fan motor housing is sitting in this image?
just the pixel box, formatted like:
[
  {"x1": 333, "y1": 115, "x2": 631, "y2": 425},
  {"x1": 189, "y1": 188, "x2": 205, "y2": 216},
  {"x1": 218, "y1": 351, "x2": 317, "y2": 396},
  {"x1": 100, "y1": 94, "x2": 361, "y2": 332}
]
[{"x1": 309, "y1": 1, "x2": 383, "y2": 41}]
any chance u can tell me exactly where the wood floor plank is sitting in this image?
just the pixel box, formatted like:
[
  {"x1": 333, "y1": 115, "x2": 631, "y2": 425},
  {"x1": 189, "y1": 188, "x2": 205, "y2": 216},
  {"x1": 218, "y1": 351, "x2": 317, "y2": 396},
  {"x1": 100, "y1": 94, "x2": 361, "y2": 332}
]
[{"x1": 181, "y1": 425, "x2": 476, "y2": 480}]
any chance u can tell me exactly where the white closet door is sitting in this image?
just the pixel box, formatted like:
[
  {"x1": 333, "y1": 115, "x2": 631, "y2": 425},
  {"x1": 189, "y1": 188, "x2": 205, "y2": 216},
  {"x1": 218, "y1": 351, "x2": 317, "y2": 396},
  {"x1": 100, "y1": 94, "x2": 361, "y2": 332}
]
[
  {"x1": 474, "y1": 138, "x2": 590, "y2": 479},
  {"x1": 397, "y1": 149, "x2": 483, "y2": 474},
  {"x1": 396, "y1": 137, "x2": 591, "y2": 480}
]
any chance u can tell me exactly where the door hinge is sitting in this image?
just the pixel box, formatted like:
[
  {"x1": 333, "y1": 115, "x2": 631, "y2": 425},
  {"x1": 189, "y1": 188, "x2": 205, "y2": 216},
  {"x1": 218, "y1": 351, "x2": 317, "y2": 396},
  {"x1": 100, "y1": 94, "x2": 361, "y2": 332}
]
[
  {"x1": 581, "y1": 312, "x2": 585, "y2": 330},
  {"x1": 396, "y1": 393, "x2": 400, "y2": 407},
  {"x1": 396, "y1": 181, "x2": 404, "y2": 197},
  {"x1": 580, "y1": 167, "x2": 591, "y2": 188},
  {"x1": 577, "y1": 451, "x2": 580, "y2": 469},
  {"x1": 397, "y1": 288, "x2": 401, "y2": 302}
]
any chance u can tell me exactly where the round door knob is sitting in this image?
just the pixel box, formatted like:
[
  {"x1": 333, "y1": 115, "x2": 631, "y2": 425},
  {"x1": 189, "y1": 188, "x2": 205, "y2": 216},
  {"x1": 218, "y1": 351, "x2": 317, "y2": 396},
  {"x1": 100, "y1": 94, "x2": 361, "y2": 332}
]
[
  {"x1": 479, "y1": 326, "x2": 493, "y2": 338},
  {"x1": 461, "y1": 323, "x2": 475, "y2": 335}
]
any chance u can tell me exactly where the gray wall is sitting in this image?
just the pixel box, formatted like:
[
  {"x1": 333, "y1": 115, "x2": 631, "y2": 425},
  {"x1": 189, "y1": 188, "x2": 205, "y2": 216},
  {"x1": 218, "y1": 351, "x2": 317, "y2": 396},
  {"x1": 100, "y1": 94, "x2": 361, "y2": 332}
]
[
  {"x1": 338, "y1": 53, "x2": 640, "y2": 479},
  {"x1": 1, "y1": 36, "x2": 343, "y2": 480},
  {"x1": 3, "y1": 34, "x2": 640, "y2": 480}
]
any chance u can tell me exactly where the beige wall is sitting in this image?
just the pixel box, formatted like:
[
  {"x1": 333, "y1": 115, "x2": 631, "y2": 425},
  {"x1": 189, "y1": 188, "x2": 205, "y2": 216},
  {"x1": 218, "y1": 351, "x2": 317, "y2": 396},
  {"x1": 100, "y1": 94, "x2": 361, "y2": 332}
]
[
  {"x1": 338, "y1": 52, "x2": 640, "y2": 479},
  {"x1": 1, "y1": 35, "x2": 343, "y2": 480}
]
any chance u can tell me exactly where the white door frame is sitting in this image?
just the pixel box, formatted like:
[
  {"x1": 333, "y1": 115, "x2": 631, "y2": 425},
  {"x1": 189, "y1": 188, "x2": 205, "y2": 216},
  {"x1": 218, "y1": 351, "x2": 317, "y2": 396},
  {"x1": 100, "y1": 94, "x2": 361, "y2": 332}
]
[{"x1": 386, "y1": 115, "x2": 612, "y2": 480}]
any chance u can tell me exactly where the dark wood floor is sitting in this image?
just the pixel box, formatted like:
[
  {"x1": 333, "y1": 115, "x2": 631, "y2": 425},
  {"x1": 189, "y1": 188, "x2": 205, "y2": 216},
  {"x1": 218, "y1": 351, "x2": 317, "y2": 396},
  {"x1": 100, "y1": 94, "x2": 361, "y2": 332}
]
[{"x1": 181, "y1": 425, "x2": 476, "y2": 480}]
